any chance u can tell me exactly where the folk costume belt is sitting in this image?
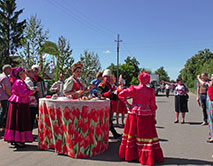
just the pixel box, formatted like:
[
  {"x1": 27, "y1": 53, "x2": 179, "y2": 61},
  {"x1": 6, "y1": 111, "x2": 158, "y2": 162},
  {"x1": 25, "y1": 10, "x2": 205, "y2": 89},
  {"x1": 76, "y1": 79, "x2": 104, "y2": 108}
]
[{"x1": 128, "y1": 104, "x2": 153, "y2": 116}]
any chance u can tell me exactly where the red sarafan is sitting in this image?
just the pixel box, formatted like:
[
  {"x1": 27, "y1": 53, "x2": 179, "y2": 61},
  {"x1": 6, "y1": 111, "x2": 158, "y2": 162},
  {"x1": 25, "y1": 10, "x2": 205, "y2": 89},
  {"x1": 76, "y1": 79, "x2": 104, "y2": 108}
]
[{"x1": 118, "y1": 72, "x2": 164, "y2": 166}]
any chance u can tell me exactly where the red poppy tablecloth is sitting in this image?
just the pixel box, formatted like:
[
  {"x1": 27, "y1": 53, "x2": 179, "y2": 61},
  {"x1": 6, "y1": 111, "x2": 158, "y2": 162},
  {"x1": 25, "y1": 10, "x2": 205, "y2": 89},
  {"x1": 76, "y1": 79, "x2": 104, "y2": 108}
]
[{"x1": 38, "y1": 97, "x2": 110, "y2": 158}]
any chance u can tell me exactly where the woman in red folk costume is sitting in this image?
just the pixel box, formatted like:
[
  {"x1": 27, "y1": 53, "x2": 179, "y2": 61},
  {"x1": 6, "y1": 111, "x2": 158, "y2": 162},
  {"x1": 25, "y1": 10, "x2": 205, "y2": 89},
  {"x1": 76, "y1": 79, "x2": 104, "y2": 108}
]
[
  {"x1": 63, "y1": 61, "x2": 85, "y2": 99},
  {"x1": 115, "y1": 75, "x2": 127, "y2": 126},
  {"x1": 4, "y1": 67, "x2": 35, "y2": 147},
  {"x1": 118, "y1": 72, "x2": 164, "y2": 166}
]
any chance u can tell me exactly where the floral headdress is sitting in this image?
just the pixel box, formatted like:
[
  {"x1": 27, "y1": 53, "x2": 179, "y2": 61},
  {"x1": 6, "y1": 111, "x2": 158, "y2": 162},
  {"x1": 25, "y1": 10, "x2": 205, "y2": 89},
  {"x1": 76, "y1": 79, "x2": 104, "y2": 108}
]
[
  {"x1": 72, "y1": 61, "x2": 83, "y2": 72},
  {"x1": 9, "y1": 67, "x2": 24, "y2": 84}
]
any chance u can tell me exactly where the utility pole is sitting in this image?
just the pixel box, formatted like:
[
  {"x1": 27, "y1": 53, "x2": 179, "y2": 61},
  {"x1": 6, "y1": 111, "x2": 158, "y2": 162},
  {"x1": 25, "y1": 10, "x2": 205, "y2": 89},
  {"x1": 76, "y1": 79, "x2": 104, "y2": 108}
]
[{"x1": 114, "y1": 34, "x2": 122, "y2": 85}]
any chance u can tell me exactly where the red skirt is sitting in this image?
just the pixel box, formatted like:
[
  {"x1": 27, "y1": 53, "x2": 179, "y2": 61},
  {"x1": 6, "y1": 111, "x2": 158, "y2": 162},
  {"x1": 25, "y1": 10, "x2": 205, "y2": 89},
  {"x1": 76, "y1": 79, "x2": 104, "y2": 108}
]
[
  {"x1": 4, "y1": 102, "x2": 33, "y2": 143},
  {"x1": 111, "y1": 100, "x2": 118, "y2": 113},
  {"x1": 111, "y1": 100, "x2": 127, "y2": 114},
  {"x1": 119, "y1": 113, "x2": 164, "y2": 165}
]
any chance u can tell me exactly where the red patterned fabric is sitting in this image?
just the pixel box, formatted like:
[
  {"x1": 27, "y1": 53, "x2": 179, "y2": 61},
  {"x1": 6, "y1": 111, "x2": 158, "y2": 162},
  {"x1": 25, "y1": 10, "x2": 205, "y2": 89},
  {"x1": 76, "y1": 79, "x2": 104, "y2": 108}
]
[
  {"x1": 38, "y1": 98, "x2": 110, "y2": 158},
  {"x1": 208, "y1": 86, "x2": 213, "y2": 101}
]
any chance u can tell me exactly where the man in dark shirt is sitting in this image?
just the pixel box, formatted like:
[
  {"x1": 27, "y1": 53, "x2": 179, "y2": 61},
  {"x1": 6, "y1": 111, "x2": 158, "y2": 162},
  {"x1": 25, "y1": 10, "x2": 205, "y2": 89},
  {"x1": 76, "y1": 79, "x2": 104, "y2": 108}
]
[{"x1": 98, "y1": 69, "x2": 121, "y2": 139}]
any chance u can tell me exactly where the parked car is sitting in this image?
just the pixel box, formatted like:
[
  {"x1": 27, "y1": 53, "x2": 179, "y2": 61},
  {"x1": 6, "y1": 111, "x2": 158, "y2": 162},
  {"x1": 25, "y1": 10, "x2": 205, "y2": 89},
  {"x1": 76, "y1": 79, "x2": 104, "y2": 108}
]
[
  {"x1": 150, "y1": 80, "x2": 161, "y2": 96},
  {"x1": 147, "y1": 80, "x2": 161, "y2": 96},
  {"x1": 149, "y1": 74, "x2": 161, "y2": 96}
]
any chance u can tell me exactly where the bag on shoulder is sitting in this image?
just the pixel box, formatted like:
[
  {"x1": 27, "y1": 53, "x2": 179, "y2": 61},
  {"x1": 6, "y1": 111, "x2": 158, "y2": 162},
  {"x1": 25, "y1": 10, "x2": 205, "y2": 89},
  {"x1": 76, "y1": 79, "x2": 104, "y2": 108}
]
[{"x1": 185, "y1": 93, "x2": 189, "y2": 99}]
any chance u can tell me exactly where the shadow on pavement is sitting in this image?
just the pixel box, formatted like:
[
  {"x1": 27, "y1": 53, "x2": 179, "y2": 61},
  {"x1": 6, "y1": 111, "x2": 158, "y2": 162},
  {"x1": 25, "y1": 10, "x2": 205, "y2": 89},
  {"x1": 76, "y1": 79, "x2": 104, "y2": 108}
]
[
  {"x1": 89, "y1": 140, "x2": 122, "y2": 162},
  {"x1": 159, "y1": 138, "x2": 168, "y2": 142},
  {"x1": 157, "y1": 157, "x2": 213, "y2": 165},
  {"x1": 0, "y1": 128, "x2": 5, "y2": 139},
  {"x1": 156, "y1": 126, "x2": 165, "y2": 129},
  {"x1": 114, "y1": 124, "x2": 125, "y2": 129},
  {"x1": 156, "y1": 101, "x2": 168, "y2": 103},
  {"x1": 11, "y1": 139, "x2": 122, "y2": 162},
  {"x1": 186, "y1": 122, "x2": 202, "y2": 125},
  {"x1": 156, "y1": 94, "x2": 166, "y2": 97},
  {"x1": 12, "y1": 144, "x2": 40, "y2": 152},
  {"x1": 156, "y1": 94, "x2": 174, "y2": 97}
]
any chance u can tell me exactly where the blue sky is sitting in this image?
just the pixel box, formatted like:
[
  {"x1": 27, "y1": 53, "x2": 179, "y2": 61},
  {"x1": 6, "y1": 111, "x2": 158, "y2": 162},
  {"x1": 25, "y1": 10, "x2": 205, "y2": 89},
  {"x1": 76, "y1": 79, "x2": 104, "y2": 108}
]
[{"x1": 16, "y1": 0, "x2": 213, "y2": 80}]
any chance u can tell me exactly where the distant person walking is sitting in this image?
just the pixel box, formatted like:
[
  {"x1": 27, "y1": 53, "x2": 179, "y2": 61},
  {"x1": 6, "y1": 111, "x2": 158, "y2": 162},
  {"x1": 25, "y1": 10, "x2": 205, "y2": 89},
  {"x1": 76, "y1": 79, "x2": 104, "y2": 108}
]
[
  {"x1": 197, "y1": 74, "x2": 213, "y2": 143},
  {"x1": 0, "y1": 65, "x2": 12, "y2": 129},
  {"x1": 165, "y1": 83, "x2": 170, "y2": 97},
  {"x1": 174, "y1": 77, "x2": 189, "y2": 124},
  {"x1": 197, "y1": 72, "x2": 209, "y2": 126}
]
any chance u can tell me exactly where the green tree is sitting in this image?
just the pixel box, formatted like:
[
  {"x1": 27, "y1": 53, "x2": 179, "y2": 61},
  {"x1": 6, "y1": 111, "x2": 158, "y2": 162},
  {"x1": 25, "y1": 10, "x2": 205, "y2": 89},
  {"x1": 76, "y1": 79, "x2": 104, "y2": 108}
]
[
  {"x1": 154, "y1": 66, "x2": 170, "y2": 82},
  {"x1": 80, "y1": 50, "x2": 102, "y2": 86},
  {"x1": 107, "y1": 56, "x2": 141, "y2": 87},
  {"x1": 200, "y1": 59, "x2": 213, "y2": 75},
  {"x1": 180, "y1": 49, "x2": 213, "y2": 88},
  {"x1": 130, "y1": 76, "x2": 139, "y2": 85},
  {"x1": 57, "y1": 35, "x2": 74, "y2": 77},
  {"x1": 125, "y1": 56, "x2": 140, "y2": 76},
  {"x1": 140, "y1": 68, "x2": 152, "y2": 74},
  {"x1": 19, "y1": 15, "x2": 49, "y2": 68},
  {"x1": 0, "y1": 0, "x2": 26, "y2": 65},
  {"x1": 119, "y1": 63, "x2": 137, "y2": 86},
  {"x1": 107, "y1": 63, "x2": 117, "y2": 75}
]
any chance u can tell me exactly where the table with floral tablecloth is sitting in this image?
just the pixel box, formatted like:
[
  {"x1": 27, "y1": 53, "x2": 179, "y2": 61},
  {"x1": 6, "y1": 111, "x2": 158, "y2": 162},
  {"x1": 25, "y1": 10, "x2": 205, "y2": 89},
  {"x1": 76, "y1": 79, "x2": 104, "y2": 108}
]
[{"x1": 38, "y1": 97, "x2": 110, "y2": 158}]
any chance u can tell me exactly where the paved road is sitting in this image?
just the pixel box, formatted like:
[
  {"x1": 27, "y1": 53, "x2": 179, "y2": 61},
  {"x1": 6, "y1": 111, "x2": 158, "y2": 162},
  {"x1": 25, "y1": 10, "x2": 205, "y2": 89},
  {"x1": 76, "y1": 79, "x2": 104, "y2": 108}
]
[{"x1": 0, "y1": 92, "x2": 213, "y2": 166}]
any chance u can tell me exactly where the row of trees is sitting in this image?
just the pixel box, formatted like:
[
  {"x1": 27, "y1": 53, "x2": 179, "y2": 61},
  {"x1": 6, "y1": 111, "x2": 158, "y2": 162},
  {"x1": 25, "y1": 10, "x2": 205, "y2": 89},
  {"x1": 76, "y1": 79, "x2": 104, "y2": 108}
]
[
  {"x1": 108, "y1": 56, "x2": 170, "y2": 87},
  {"x1": 180, "y1": 48, "x2": 213, "y2": 88},
  {"x1": 0, "y1": 0, "x2": 171, "y2": 87}
]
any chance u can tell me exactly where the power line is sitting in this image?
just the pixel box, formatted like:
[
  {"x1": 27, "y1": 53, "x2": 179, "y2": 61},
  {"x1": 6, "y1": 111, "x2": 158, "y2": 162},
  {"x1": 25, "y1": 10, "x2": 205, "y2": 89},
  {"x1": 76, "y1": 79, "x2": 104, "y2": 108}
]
[
  {"x1": 45, "y1": 0, "x2": 116, "y2": 37},
  {"x1": 120, "y1": 39, "x2": 213, "y2": 47},
  {"x1": 121, "y1": 42, "x2": 135, "y2": 57},
  {"x1": 59, "y1": 0, "x2": 116, "y2": 35},
  {"x1": 46, "y1": 0, "x2": 101, "y2": 32}
]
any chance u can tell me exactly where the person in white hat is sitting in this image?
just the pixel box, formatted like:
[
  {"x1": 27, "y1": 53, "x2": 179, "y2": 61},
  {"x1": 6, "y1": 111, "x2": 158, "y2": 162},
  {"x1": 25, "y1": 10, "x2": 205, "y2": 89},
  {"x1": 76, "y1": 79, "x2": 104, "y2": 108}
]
[
  {"x1": 102, "y1": 69, "x2": 111, "y2": 77},
  {"x1": 97, "y1": 69, "x2": 122, "y2": 139},
  {"x1": 31, "y1": 65, "x2": 40, "y2": 72}
]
